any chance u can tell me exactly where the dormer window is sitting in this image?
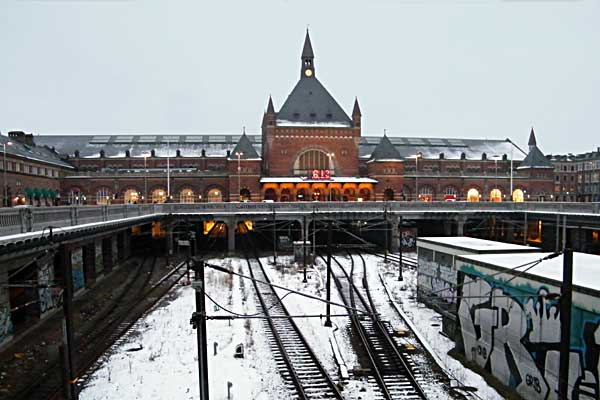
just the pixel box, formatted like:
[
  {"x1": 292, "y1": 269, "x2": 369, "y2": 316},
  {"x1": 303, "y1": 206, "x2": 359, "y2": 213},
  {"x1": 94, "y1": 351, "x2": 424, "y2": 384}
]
[
  {"x1": 326, "y1": 113, "x2": 332, "y2": 119},
  {"x1": 310, "y1": 113, "x2": 316, "y2": 118},
  {"x1": 293, "y1": 112, "x2": 300, "y2": 119}
]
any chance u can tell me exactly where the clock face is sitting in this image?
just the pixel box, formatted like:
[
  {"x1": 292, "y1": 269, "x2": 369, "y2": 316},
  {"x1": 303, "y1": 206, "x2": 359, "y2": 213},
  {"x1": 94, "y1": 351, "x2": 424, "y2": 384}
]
[{"x1": 304, "y1": 69, "x2": 313, "y2": 77}]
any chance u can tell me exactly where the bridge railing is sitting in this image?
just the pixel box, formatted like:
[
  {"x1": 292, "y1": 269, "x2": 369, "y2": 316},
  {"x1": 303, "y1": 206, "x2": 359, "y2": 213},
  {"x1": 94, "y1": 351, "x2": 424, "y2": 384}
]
[{"x1": 1, "y1": 201, "x2": 598, "y2": 237}]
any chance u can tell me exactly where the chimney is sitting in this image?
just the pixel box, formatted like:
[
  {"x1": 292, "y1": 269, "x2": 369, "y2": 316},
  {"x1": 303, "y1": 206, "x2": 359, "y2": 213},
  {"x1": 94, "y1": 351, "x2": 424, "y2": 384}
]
[{"x1": 8, "y1": 131, "x2": 35, "y2": 146}]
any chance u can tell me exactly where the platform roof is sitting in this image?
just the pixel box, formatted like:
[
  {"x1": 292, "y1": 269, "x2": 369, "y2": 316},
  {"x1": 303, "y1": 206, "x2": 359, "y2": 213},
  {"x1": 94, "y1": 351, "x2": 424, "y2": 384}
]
[{"x1": 418, "y1": 236, "x2": 540, "y2": 254}]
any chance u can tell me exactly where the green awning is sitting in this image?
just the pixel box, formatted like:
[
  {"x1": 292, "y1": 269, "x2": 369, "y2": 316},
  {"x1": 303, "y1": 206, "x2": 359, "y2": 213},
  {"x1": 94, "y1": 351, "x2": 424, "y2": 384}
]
[
  {"x1": 24, "y1": 188, "x2": 33, "y2": 197},
  {"x1": 48, "y1": 189, "x2": 56, "y2": 198},
  {"x1": 32, "y1": 188, "x2": 41, "y2": 197}
]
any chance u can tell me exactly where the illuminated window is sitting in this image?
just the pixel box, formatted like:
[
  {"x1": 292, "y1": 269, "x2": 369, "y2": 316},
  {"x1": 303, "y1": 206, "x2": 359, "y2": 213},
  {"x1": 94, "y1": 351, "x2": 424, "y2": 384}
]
[
  {"x1": 124, "y1": 189, "x2": 139, "y2": 203},
  {"x1": 512, "y1": 189, "x2": 524, "y2": 202},
  {"x1": 293, "y1": 149, "x2": 334, "y2": 176},
  {"x1": 467, "y1": 188, "x2": 480, "y2": 202},
  {"x1": 207, "y1": 188, "x2": 223, "y2": 202},
  {"x1": 180, "y1": 188, "x2": 195, "y2": 203},
  {"x1": 151, "y1": 188, "x2": 167, "y2": 203},
  {"x1": 96, "y1": 187, "x2": 112, "y2": 205},
  {"x1": 490, "y1": 188, "x2": 502, "y2": 202}
]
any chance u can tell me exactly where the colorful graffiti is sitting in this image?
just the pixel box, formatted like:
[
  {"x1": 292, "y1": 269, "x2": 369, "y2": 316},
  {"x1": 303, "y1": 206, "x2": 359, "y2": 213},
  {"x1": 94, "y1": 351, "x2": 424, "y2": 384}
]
[
  {"x1": 0, "y1": 304, "x2": 13, "y2": 345},
  {"x1": 71, "y1": 248, "x2": 85, "y2": 292},
  {"x1": 417, "y1": 259, "x2": 456, "y2": 304},
  {"x1": 401, "y1": 228, "x2": 417, "y2": 249},
  {"x1": 37, "y1": 262, "x2": 62, "y2": 315},
  {"x1": 457, "y1": 272, "x2": 600, "y2": 400}
]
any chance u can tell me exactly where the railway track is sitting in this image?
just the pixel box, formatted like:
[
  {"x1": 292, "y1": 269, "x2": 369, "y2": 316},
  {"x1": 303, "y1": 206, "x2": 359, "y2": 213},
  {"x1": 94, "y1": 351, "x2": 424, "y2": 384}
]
[
  {"x1": 330, "y1": 252, "x2": 427, "y2": 400},
  {"x1": 10, "y1": 254, "x2": 188, "y2": 400},
  {"x1": 363, "y1": 250, "x2": 418, "y2": 269},
  {"x1": 244, "y1": 251, "x2": 343, "y2": 400}
]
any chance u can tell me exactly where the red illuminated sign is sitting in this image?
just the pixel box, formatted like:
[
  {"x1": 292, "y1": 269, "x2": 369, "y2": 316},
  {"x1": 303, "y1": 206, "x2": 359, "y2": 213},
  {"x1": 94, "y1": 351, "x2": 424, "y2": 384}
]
[{"x1": 311, "y1": 169, "x2": 331, "y2": 180}]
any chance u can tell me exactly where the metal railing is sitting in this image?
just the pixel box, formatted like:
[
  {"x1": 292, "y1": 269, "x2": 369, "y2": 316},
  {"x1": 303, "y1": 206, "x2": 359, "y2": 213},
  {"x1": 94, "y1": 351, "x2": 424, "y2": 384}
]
[{"x1": 1, "y1": 201, "x2": 599, "y2": 237}]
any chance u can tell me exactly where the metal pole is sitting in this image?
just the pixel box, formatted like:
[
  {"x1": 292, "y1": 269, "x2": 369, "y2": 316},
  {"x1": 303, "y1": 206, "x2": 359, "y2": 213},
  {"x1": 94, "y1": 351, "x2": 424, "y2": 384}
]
[
  {"x1": 555, "y1": 214, "x2": 560, "y2": 252},
  {"x1": 415, "y1": 156, "x2": 418, "y2": 201},
  {"x1": 324, "y1": 220, "x2": 332, "y2": 327},
  {"x1": 562, "y1": 215, "x2": 567, "y2": 250},
  {"x1": 272, "y1": 207, "x2": 277, "y2": 265},
  {"x1": 3, "y1": 144, "x2": 6, "y2": 208},
  {"x1": 510, "y1": 143, "x2": 514, "y2": 199},
  {"x1": 312, "y1": 207, "x2": 316, "y2": 263},
  {"x1": 167, "y1": 138, "x2": 170, "y2": 200},
  {"x1": 523, "y1": 212, "x2": 528, "y2": 245},
  {"x1": 144, "y1": 156, "x2": 148, "y2": 204},
  {"x1": 384, "y1": 204, "x2": 388, "y2": 263},
  {"x1": 303, "y1": 215, "x2": 307, "y2": 283},
  {"x1": 59, "y1": 245, "x2": 78, "y2": 400},
  {"x1": 192, "y1": 259, "x2": 210, "y2": 400},
  {"x1": 558, "y1": 246, "x2": 573, "y2": 400},
  {"x1": 398, "y1": 215, "x2": 403, "y2": 281}
]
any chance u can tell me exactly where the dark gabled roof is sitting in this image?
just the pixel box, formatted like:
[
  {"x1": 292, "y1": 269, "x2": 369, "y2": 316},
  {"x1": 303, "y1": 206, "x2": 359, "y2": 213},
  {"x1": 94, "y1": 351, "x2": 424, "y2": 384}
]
[
  {"x1": 276, "y1": 77, "x2": 352, "y2": 126},
  {"x1": 369, "y1": 134, "x2": 403, "y2": 161},
  {"x1": 518, "y1": 146, "x2": 554, "y2": 169},
  {"x1": 230, "y1": 132, "x2": 260, "y2": 159},
  {"x1": 1, "y1": 134, "x2": 73, "y2": 169}
]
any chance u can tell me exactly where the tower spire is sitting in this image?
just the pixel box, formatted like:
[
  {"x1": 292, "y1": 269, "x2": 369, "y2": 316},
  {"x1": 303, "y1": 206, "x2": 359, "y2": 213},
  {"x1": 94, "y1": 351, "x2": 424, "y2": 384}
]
[
  {"x1": 352, "y1": 97, "x2": 362, "y2": 117},
  {"x1": 528, "y1": 126, "x2": 537, "y2": 148},
  {"x1": 301, "y1": 30, "x2": 315, "y2": 78},
  {"x1": 267, "y1": 95, "x2": 275, "y2": 114}
]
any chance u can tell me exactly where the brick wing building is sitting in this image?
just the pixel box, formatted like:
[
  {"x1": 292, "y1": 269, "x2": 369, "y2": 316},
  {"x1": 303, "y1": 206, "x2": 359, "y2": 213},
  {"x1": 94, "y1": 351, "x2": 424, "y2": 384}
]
[{"x1": 3, "y1": 31, "x2": 557, "y2": 205}]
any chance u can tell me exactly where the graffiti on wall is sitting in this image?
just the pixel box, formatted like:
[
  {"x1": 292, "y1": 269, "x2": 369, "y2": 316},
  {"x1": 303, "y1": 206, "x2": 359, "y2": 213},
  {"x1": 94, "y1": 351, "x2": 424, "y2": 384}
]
[
  {"x1": 71, "y1": 248, "x2": 85, "y2": 292},
  {"x1": 0, "y1": 304, "x2": 13, "y2": 344},
  {"x1": 417, "y1": 260, "x2": 457, "y2": 304},
  {"x1": 37, "y1": 261, "x2": 62, "y2": 315},
  {"x1": 458, "y1": 272, "x2": 600, "y2": 400},
  {"x1": 401, "y1": 228, "x2": 417, "y2": 249},
  {"x1": 95, "y1": 242, "x2": 103, "y2": 275}
]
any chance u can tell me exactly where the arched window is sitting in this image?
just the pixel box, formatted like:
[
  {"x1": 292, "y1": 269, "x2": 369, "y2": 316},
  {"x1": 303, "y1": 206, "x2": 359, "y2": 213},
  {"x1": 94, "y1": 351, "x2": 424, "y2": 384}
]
[
  {"x1": 329, "y1": 188, "x2": 340, "y2": 201},
  {"x1": 207, "y1": 188, "x2": 223, "y2": 203},
  {"x1": 358, "y1": 188, "x2": 371, "y2": 201},
  {"x1": 293, "y1": 149, "x2": 335, "y2": 176},
  {"x1": 280, "y1": 188, "x2": 291, "y2": 202},
  {"x1": 343, "y1": 188, "x2": 355, "y2": 202},
  {"x1": 151, "y1": 188, "x2": 167, "y2": 203},
  {"x1": 123, "y1": 189, "x2": 140, "y2": 204},
  {"x1": 312, "y1": 189, "x2": 323, "y2": 201},
  {"x1": 383, "y1": 188, "x2": 394, "y2": 201},
  {"x1": 96, "y1": 187, "x2": 112, "y2": 205},
  {"x1": 512, "y1": 188, "x2": 524, "y2": 202},
  {"x1": 467, "y1": 188, "x2": 480, "y2": 202},
  {"x1": 418, "y1": 185, "x2": 433, "y2": 201},
  {"x1": 240, "y1": 188, "x2": 251, "y2": 202},
  {"x1": 295, "y1": 188, "x2": 306, "y2": 201},
  {"x1": 180, "y1": 188, "x2": 195, "y2": 203},
  {"x1": 490, "y1": 188, "x2": 502, "y2": 202},
  {"x1": 443, "y1": 186, "x2": 458, "y2": 201}
]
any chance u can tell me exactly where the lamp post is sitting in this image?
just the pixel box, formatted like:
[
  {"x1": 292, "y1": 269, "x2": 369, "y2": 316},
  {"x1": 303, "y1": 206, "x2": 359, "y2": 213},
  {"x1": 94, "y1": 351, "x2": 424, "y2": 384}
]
[
  {"x1": 144, "y1": 155, "x2": 148, "y2": 204},
  {"x1": 327, "y1": 152, "x2": 334, "y2": 201},
  {"x1": 2, "y1": 141, "x2": 13, "y2": 207},
  {"x1": 166, "y1": 138, "x2": 171, "y2": 201},
  {"x1": 492, "y1": 154, "x2": 501, "y2": 201},
  {"x1": 410, "y1": 153, "x2": 422, "y2": 201},
  {"x1": 235, "y1": 151, "x2": 243, "y2": 201}
]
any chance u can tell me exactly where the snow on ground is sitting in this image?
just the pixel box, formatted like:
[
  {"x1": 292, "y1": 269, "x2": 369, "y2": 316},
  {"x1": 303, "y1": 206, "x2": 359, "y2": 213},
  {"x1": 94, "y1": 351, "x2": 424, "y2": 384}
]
[
  {"x1": 370, "y1": 254, "x2": 504, "y2": 400},
  {"x1": 80, "y1": 257, "x2": 286, "y2": 400},
  {"x1": 261, "y1": 255, "x2": 382, "y2": 399}
]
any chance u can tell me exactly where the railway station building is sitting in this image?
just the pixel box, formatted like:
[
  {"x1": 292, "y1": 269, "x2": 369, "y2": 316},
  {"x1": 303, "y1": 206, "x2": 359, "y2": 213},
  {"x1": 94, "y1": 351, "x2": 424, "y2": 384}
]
[{"x1": 2, "y1": 31, "x2": 555, "y2": 206}]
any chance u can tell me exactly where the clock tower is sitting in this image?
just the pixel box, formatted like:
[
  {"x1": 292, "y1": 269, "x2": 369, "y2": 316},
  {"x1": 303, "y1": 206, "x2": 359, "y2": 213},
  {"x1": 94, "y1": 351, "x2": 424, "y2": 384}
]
[{"x1": 301, "y1": 30, "x2": 315, "y2": 78}]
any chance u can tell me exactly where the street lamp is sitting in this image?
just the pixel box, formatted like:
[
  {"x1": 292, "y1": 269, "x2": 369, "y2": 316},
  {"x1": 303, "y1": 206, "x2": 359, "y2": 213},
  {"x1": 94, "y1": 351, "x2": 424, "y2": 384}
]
[
  {"x1": 409, "y1": 153, "x2": 422, "y2": 201},
  {"x1": 326, "y1": 152, "x2": 334, "y2": 201},
  {"x1": 505, "y1": 138, "x2": 528, "y2": 201},
  {"x1": 2, "y1": 141, "x2": 13, "y2": 207},
  {"x1": 235, "y1": 151, "x2": 243, "y2": 201},
  {"x1": 143, "y1": 154, "x2": 148, "y2": 204}
]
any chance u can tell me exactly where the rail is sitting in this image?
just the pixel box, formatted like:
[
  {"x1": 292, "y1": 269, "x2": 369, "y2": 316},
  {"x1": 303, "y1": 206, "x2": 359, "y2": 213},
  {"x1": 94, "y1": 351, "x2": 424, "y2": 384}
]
[{"x1": 1, "y1": 201, "x2": 599, "y2": 237}]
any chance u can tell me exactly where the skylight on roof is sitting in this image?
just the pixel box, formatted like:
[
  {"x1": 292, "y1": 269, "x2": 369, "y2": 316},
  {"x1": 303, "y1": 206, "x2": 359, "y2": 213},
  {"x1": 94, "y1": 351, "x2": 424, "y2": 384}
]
[
  {"x1": 407, "y1": 138, "x2": 426, "y2": 144},
  {"x1": 138, "y1": 136, "x2": 157, "y2": 143},
  {"x1": 184, "y1": 136, "x2": 204, "y2": 143},
  {"x1": 209, "y1": 136, "x2": 226, "y2": 143},
  {"x1": 113, "y1": 136, "x2": 134, "y2": 143},
  {"x1": 90, "y1": 136, "x2": 110, "y2": 144}
]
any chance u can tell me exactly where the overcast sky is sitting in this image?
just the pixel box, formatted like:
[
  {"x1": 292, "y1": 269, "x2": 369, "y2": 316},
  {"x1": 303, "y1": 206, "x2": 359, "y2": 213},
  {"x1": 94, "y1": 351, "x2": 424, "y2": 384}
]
[{"x1": 0, "y1": 0, "x2": 598, "y2": 154}]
